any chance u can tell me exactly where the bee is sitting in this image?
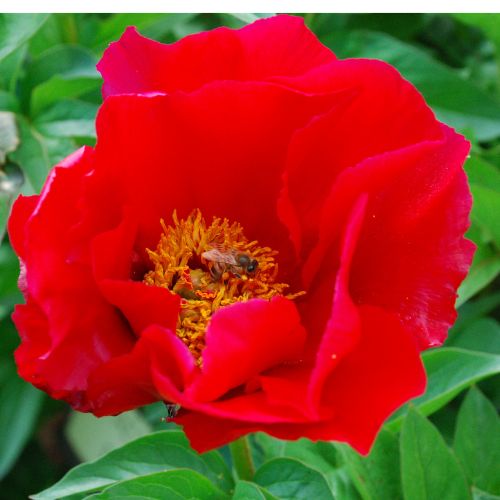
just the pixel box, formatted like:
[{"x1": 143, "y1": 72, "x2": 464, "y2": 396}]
[{"x1": 201, "y1": 246, "x2": 258, "y2": 281}]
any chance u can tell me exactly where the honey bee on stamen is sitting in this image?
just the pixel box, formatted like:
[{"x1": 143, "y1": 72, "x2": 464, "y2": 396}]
[{"x1": 201, "y1": 246, "x2": 258, "y2": 281}]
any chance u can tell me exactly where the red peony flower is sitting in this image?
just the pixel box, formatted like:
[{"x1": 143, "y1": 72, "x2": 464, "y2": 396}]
[{"x1": 8, "y1": 15, "x2": 474, "y2": 453}]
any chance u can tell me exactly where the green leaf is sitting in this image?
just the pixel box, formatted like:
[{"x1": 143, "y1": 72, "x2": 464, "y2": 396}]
[
  {"x1": 472, "y1": 488, "x2": 500, "y2": 500},
  {"x1": 253, "y1": 434, "x2": 359, "y2": 498},
  {"x1": 454, "y1": 387, "x2": 500, "y2": 494},
  {"x1": 33, "y1": 100, "x2": 98, "y2": 139},
  {"x1": 325, "y1": 30, "x2": 500, "y2": 141},
  {"x1": 91, "y1": 13, "x2": 197, "y2": 52},
  {"x1": 0, "y1": 242, "x2": 22, "y2": 315},
  {"x1": 465, "y1": 155, "x2": 500, "y2": 194},
  {"x1": 0, "y1": 319, "x2": 44, "y2": 481},
  {"x1": 27, "y1": 15, "x2": 65, "y2": 57},
  {"x1": 447, "y1": 317, "x2": 500, "y2": 354},
  {"x1": 10, "y1": 115, "x2": 75, "y2": 192},
  {"x1": 401, "y1": 408, "x2": 470, "y2": 500},
  {"x1": 254, "y1": 457, "x2": 334, "y2": 500},
  {"x1": 86, "y1": 469, "x2": 227, "y2": 500},
  {"x1": 329, "y1": 467, "x2": 362, "y2": 500},
  {"x1": 0, "y1": 43, "x2": 28, "y2": 92},
  {"x1": 233, "y1": 480, "x2": 278, "y2": 500},
  {"x1": 64, "y1": 410, "x2": 153, "y2": 463},
  {"x1": 0, "y1": 14, "x2": 48, "y2": 63},
  {"x1": 24, "y1": 45, "x2": 99, "y2": 115},
  {"x1": 456, "y1": 242, "x2": 500, "y2": 307},
  {"x1": 0, "y1": 90, "x2": 19, "y2": 112},
  {"x1": 220, "y1": 13, "x2": 275, "y2": 29},
  {"x1": 31, "y1": 77, "x2": 100, "y2": 117},
  {"x1": 461, "y1": 156, "x2": 500, "y2": 291},
  {"x1": 0, "y1": 370, "x2": 43, "y2": 480},
  {"x1": 453, "y1": 14, "x2": 500, "y2": 53},
  {"x1": 0, "y1": 163, "x2": 24, "y2": 246},
  {"x1": 336, "y1": 430, "x2": 402, "y2": 500},
  {"x1": 26, "y1": 45, "x2": 97, "y2": 87},
  {"x1": 0, "y1": 113, "x2": 20, "y2": 239},
  {"x1": 470, "y1": 184, "x2": 500, "y2": 247},
  {"x1": 387, "y1": 348, "x2": 500, "y2": 430},
  {"x1": 453, "y1": 293, "x2": 500, "y2": 334},
  {"x1": 310, "y1": 13, "x2": 424, "y2": 41},
  {"x1": 32, "y1": 431, "x2": 233, "y2": 499},
  {"x1": 254, "y1": 434, "x2": 339, "y2": 475},
  {"x1": 228, "y1": 13, "x2": 262, "y2": 23}
]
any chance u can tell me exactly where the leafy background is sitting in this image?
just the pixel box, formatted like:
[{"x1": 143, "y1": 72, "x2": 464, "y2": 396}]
[{"x1": 0, "y1": 12, "x2": 499, "y2": 500}]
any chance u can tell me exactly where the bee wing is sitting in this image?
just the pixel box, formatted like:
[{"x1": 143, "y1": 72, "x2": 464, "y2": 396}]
[{"x1": 202, "y1": 248, "x2": 238, "y2": 265}]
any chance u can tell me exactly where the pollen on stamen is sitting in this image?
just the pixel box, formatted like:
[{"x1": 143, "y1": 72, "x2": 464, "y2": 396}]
[{"x1": 143, "y1": 209, "x2": 304, "y2": 364}]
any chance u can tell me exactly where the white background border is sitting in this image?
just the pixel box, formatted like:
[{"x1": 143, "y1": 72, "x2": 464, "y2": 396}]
[{"x1": 2, "y1": 1, "x2": 500, "y2": 14}]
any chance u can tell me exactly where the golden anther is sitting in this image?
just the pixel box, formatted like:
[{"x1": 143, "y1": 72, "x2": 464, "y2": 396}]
[{"x1": 143, "y1": 209, "x2": 302, "y2": 364}]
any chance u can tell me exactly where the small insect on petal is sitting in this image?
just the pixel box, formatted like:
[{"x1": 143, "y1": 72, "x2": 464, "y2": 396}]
[{"x1": 164, "y1": 402, "x2": 181, "y2": 419}]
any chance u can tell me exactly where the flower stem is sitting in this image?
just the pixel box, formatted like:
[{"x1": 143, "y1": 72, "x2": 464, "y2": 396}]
[{"x1": 229, "y1": 436, "x2": 255, "y2": 481}]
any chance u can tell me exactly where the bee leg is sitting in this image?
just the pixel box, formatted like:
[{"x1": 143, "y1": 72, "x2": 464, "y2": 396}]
[{"x1": 210, "y1": 263, "x2": 222, "y2": 281}]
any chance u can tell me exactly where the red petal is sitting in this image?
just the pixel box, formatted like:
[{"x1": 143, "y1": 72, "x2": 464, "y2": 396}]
[
  {"x1": 185, "y1": 297, "x2": 306, "y2": 402},
  {"x1": 350, "y1": 130, "x2": 474, "y2": 348},
  {"x1": 97, "y1": 15, "x2": 335, "y2": 96},
  {"x1": 90, "y1": 83, "x2": 340, "y2": 272},
  {"x1": 310, "y1": 126, "x2": 473, "y2": 349},
  {"x1": 315, "y1": 305, "x2": 426, "y2": 454},
  {"x1": 9, "y1": 147, "x2": 135, "y2": 406},
  {"x1": 12, "y1": 301, "x2": 50, "y2": 385},
  {"x1": 8, "y1": 195, "x2": 39, "y2": 260},
  {"x1": 307, "y1": 196, "x2": 367, "y2": 411},
  {"x1": 280, "y1": 59, "x2": 442, "y2": 263},
  {"x1": 177, "y1": 305, "x2": 425, "y2": 454},
  {"x1": 257, "y1": 365, "x2": 314, "y2": 417},
  {"x1": 99, "y1": 279, "x2": 180, "y2": 336},
  {"x1": 89, "y1": 208, "x2": 181, "y2": 336},
  {"x1": 88, "y1": 325, "x2": 197, "y2": 415},
  {"x1": 175, "y1": 411, "x2": 261, "y2": 453},
  {"x1": 85, "y1": 334, "x2": 157, "y2": 415},
  {"x1": 164, "y1": 387, "x2": 313, "y2": 424},
  {"x1": 90, "y1": 208, "x2": 138, "y2": 281}
]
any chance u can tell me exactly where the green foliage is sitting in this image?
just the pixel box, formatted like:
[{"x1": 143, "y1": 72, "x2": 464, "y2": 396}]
[
  {"x1": 0, "y1": 370, "x2": 44, "y2": 479},
  {"x1": 10, "y1": 115, "x2": 75, "y2": 192},
  {"x1": 387, "y1": 348, "x2": 500, "y2": 430},
  {"x1": 453, "y1": 14, "x2": 500, "y2": 56},
  {"x1": 400, "y1": 408, "x2": 470, "y2": 500},
  {"x1": 457, "y1": 155, "x2": 500, "y2": 306},
  {"x1": 33, "y1": 431, "x2": 233, "y2": 499},
  {"x1": 253, "y1": 434, "x2": 339, "y2": 474},
  {"x1": 0, "y1": 318, "x2": 44, "y2": 481},
  {"x1": 1, "y1": 12, "x2": 500, "y2": 500},
  {"x1": 448, "y1": 317, "x2": 500, "y2": 354},
  {"x1": 454, "y1": 388, "x2": 500, "y2": 494},
  {"x1": 324, "y1": 29, "x2": 500, "y2": 141},
  {"x1": 0, "y1": 14, "x2": 49, "y2": 63},
  {"x1": 64, "y1": 410, "x2": 154, "y2": 462},
  {"x1": 86, "y1": 470, "x2": 227, "y2": 499},
  {"x1": 336, "y1": 430, "x2": 402, "y2": 500},
  {"x1": 254, "y1": 458, "x2": 334, "y2": 500},
  {"x1": 232, "y1": 480, "x2": 278, "y2": 499}
]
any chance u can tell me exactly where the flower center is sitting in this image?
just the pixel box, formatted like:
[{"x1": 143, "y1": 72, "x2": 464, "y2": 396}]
[{"x1": 143, "y1": 209, "x2": 303, "y2": 364}]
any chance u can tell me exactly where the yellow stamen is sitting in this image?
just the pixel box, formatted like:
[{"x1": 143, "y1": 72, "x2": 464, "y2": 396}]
[{"x1": 143, "y1": 209, "x2": 304, "y2": 364}]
